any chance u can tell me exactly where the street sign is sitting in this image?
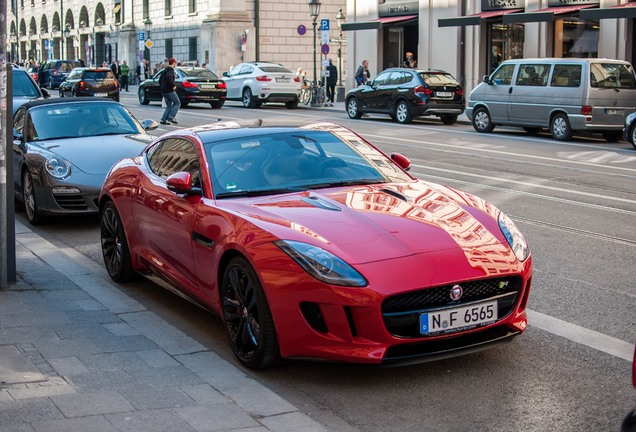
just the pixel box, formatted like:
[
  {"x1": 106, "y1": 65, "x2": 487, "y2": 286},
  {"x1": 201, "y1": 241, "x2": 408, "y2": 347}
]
[
  {"x1": 321, "y1": 44, "x2": 329, "y2": 55},
  {"x1": 321, "y1": 30, "x2": 330, "y2": 45},
  {"x1": 320, "y1": 19, "x2": 330, "y2": 30},
  {"x1": 297, "y1": 25, "x2": 306, "y2": 36},
  {"x1": 138, "y1": 32, "x2": 145, "y2": 41},
  {"x1": 144, "y1": 39, "x2": 153, "y2": 49}
]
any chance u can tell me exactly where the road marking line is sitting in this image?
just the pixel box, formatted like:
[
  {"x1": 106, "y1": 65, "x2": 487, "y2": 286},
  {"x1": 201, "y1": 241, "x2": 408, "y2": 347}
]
[{"x1": 527, "y1": 309, "x2": 634, "y2": 361}]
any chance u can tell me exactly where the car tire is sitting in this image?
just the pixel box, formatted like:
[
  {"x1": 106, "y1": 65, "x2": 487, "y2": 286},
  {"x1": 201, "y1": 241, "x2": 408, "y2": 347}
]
[
  {"x1": 395, "y1": 100, "x2": 412, "y2": 124},
  {"x1": 242, "y1": 88, "x2": 257, "y2": 108},
  {"x1": 221, "y1": 256, "x2": 281, "y2": 369},
  {"x1": 138, "y1": 88, "x2": 149, "y2": 105},
  {"x1": 285, "y1": 99, "x2": 298, "y2": 109},
  {"x1": 551, "y1": 113, "x2": 573, "y2": 141},
  {"x1": 346, "y1": 98, "x2": 363, "y2": 119},
  {"x1": 523, "y1": 127, "x2": 541, "y2": 135},
  {"x1": 48, "y1": 77, "x2": 54, "y2": 89},
  {"x1": 22, "y1": 170, "x2": 43, "y2": 225},
  {"x1": 114, "y1": 93, "x2": 120, "y2": 102},
  {"x1": 210, "y1": 100, "x2": 225, "y2": 109},
  {"x1": 472, "y1": 107, "x2": 495, "y2": 133},
  {"x1": 440, "y1": 114, "x2": 457, "y2": 125},
  {"x1": 630, "y1": 125, "x2": 636, "y2": 150},
  {"x1": 100, "y1": 201, "x2": 136, "y2": 282},
  {"x1": 59, "y1": 89, "x2": 64, "y2": 97},
  {"x1": 601, "y1": 131, "x2": 622, "y2": 143}
]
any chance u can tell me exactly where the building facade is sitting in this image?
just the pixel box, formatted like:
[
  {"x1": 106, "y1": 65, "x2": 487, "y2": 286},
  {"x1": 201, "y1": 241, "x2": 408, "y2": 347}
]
[
  {"x1": 343, "y1": 0, "x2": 635, "y2": 94},
  {"x1": 7, "y1": 0, "x2": 348, "y2": 83}
]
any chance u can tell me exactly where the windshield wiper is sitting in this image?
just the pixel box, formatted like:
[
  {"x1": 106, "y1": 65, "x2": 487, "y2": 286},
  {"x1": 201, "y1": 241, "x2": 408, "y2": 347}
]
[
  {"x1": 305, "y1": 179, "x2": 385, "y2": 189},
  {"x1": 216, "y1": 187, "x2": 307, "y2": 199}
]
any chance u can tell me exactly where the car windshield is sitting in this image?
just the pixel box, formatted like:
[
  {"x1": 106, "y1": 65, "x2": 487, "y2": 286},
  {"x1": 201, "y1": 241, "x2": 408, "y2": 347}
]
[
  {"x1": 207, "y1": 129, "x2": 413, "y2": 198},
  {"x1": 28, "y1": 102, "x2": 144, "y2": 141},
  {"x1": 179, "y1": 68, "x2": 220, "y2": 80},
  {"x1": 419, "y1": 72, "x2": 459, "y2": 86},
  {"x1": 590, "y1": 63, "x2": 636, "y2": 89},
  {"x1": 13, "y1": 71, "x2": 40, "y2": 97}
]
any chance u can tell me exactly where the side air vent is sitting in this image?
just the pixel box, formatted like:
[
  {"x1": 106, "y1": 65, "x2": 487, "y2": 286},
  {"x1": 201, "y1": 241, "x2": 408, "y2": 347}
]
[{"x1": 300, "y1": 302, "x2": 329, "y2": 333}]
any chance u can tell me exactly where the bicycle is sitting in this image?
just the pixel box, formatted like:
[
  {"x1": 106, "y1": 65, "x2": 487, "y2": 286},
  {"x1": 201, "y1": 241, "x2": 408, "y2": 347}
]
[{"x1": 299, "y1": 82, "x2": 326, "y2": 107}]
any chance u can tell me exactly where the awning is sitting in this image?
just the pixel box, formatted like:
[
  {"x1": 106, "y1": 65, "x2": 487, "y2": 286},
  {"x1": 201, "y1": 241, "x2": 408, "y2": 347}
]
[
  {"x1": 503, "y1": 4, "x2": 597, "y2": 24},
  {"x1": 580, "y1": 2, "x2": 636, "y2": 19},
  {"x1": 438, "y1": 9, "x2": 523, "y2": 27},
  {"x1": 342, "y1": 14, "x2": 418, "y2": 31}
]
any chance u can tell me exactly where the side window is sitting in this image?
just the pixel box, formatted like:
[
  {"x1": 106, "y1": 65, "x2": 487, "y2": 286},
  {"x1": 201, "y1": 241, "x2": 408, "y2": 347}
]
[
  {"x1": 147, "y1": 138, "x2": 202, "y2": 187},
  {"x1": 551, "y1": 65, "x2": 581, "y2": 87},
  {"x1": 401, "y1": 72, "x2": 413, "y2": 85},
  {"x1": 516, "y1": 64, "x2": 550, "y2": 86},
  {"x1": 491, "y1": 64, "x2": 515, "y2": 85},
  {"x1": 372, "y1": 71, "x2": 391, "y2": 86},
  {"x1": 14, "y1": 108, "x2": 26, "y2": 135}
]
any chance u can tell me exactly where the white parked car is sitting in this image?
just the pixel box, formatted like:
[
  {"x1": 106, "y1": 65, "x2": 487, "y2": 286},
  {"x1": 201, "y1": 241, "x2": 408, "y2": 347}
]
[{"x1": 222, "y1": 62, "x2": 300, "y2": 109}]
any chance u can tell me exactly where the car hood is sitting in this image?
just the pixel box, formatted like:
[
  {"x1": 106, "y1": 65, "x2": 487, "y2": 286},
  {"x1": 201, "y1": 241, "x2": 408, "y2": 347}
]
[
  {"x1": 36, "y1": 134, "x2": 152, "y2": 175},
  {"x1": 226, "y1": 182, "x2": 513, "y2": 265}
]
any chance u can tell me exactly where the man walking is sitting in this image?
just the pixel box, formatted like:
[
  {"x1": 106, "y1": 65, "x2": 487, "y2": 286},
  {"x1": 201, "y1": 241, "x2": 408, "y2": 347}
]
[
  {"x1": 120, "y1": 60, "x2": 130, "y2": 91},
  {"x1": 110, "y1": 59, "x2": 120, "y2": 81},
  {"x1": 159, "y1": 58, "x2": 180, "y2": 125},
  {"x1": 355, "y1": 60, "x2": 370, "y2": 86},
  {"x1": 326, "y1": 59, "x2": 337, "y2": 106}
]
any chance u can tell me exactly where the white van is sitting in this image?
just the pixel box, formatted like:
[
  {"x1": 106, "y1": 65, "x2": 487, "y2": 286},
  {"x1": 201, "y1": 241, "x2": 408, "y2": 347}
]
[{"x1": 466, "y1": 58, "x2": 636, "y2": 142}]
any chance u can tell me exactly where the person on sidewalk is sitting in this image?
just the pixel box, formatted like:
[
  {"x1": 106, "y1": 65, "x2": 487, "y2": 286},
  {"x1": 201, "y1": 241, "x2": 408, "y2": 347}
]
[
  {"x1": 110, "y1": 59, "x2": 120, "y2": 81},
  {"x1": 326, "y1": 59, "x2": 337, "y2": 106},
  {"x1": 120, "y1": 60, "x2": 130, "y2": 91},
  {"x1": 159, "y1": 58, "x2": 181, "y2": 125},
  {"x1": 355, "y1": 60, "x2": 370, "y2": 86}
]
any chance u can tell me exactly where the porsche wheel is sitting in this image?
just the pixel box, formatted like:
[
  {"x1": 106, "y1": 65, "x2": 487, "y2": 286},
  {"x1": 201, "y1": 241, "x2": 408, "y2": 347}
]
[
  {"x1": 138, "y1": 88, "x2": 150, "y2": 105},
  {"x1": 346, "y1": 97, "x2": 363, "y2": 119},
  {"x1": 22, "y1": 171, "x2": 44, "y2": 225},
  {"x1": 100, "y1": 201, "x2": 135, "y2": 282},
  {"x1": 221, "y1": 256, "x2": 280, "y2": 369}
]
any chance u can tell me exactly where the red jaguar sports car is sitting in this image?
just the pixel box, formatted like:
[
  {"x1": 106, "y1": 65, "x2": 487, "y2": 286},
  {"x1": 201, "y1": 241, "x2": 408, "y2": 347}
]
[{"x1": 99, "y1": 120, "x2": 532, "y2": 369}]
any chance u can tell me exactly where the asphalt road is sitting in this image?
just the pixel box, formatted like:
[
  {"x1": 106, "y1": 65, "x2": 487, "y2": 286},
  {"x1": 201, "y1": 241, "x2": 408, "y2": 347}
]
[{"x1": 16, "y1": 91, "x2": 636, "y2": 432}]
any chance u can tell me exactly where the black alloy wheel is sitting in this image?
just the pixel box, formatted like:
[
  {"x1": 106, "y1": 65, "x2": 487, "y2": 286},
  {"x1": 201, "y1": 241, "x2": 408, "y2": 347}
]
[
  {"x1": 630, "y1": 124, "x2": 636, "y2": 150},
  {"x1": 138, "y1": 88, "x2": 149, "y2": 105},
  {"x1": 472, "y1": 107, "x2": 495, "y2": 133},
  {"x1": 221, "y1": 256, "x2": 280, "y2": 369},
  {"x1": 100, "y1": 201, "x2": 135, "y2": 282},
  {"x1": 22, "y1": 170, "x2": 43, "y2": 225}
]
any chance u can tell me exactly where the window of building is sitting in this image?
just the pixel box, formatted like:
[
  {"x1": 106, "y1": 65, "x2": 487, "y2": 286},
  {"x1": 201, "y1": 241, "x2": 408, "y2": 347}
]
[
  {"x1": 114, "y1": 0, "x2": 122, "y2": 25},
  {"x1": 557, "y1": 17, "x2": 598, "y2": 58},
  {"x1": 143, "y1": 0, "x2": 149, "y2": 19},
  {"x1": 488, "y1": 23, "x2": 524, "y2": 73},
  {"x1": 165, "y1": 39, "x2": 173, "y2": 59},
  {"x1": 189, "y1": 0, "x2": 196, "y2": 14},
  {"x1": 188, "y1": 37, "x2": 197, "y2": 62},
  {"x1": 165, "y1": 0, "x2": 172, "y2": 16}
]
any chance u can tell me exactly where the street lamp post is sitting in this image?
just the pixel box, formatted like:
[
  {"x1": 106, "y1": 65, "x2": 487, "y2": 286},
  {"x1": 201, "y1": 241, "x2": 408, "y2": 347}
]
[
  {"x1": 143, "y1": 18, "x2": 152, "y2": 62},
  {"x1": 308, "y1": 0, "x2": 321, "y2": 88},
  {"x1": 335, "y1": 7, "x2": 345, "y2": 87}
]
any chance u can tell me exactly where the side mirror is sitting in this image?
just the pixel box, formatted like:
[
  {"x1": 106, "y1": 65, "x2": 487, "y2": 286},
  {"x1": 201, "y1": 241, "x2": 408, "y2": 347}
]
[
  {"x1": 13, "y1": 128, "x2": 23, "y2": 141},
  {"x1": 166, "y1": 172, "x2": 202, "y2": 196},
  {"x1": 483, "y1": 75, "x2": 491, "y2": 84},
  {"x1": 41, "y1": 88, "x2": 51, "y2": 98},
  {"x1": 141, "y1": 119, "x2": 159, "y2": 131},
  {"x1": 391, "y1": 153, "x2": 411, "y2": 171},
  {"x1": 222, "y1": 72, "x2": 230, "y2": 77}
]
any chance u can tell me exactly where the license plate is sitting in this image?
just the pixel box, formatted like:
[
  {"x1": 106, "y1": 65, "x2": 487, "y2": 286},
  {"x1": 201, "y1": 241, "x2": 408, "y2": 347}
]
[
  {"x1": 605, "y1": 109, "x2": 624, "y2": 115},
  {"x1": 420, "y1": 301, "x2": 498, "y2": 335},
  {"x1": 436, "y1": 91, "x2": 453, "y2": 97},
  {"x1": 276, "y1": 77, "x2": 290, "y2": 83},
  {"x1": 95, "y1": 93, "x2": 108, "y2": 97},
  {"x1": 200, "y1": 84, "x2": 215, "y2": 89}
]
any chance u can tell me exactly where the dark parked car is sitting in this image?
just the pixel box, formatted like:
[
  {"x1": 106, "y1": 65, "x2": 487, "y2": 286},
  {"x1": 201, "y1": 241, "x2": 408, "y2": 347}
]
[
  {"x1": 59, "y1": 67, "x2": 120, "y2": 101},
  {"x1": 12, "y1": 98, "x2": 157, "y2": 224},
  {"x1": 39, "y1": 59, "x2": 81, "y2": 89},
  {"x1": 12, "y1": 65, "x2": 50, "y2": 114},
  {"x1": 622, "y1": 345, "x2": 636, "y2": 431},
  {"x1": 138, "y1": 66, "x2": 226, "y2": 108},
  {"x1": 345, "y1": 67, "x2": 465, "y2": 125},
  {"x1": 625, "y1": 112, "x2": 636, "y2": 150}
]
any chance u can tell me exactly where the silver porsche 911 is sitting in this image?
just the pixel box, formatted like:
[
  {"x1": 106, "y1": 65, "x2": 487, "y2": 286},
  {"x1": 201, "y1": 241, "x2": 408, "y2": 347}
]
[{"x1": 12, "y1": 97, "x2": 158, "y2": 224}]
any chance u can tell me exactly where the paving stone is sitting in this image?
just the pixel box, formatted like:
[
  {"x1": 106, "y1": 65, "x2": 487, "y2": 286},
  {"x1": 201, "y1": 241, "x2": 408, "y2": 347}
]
[
  {"x1": 8, "y1": 377, "x2": 76, "y2": 400},
  {"x1": 125, "y1": 366, "x2": 204, "y2": 388},
  {"x1": 48, "y1": 357, "x2": 90, "y2": 376},
  {"x1": 33, "y1": 338, "x2": 102, "y2": 359},
  {"x1": 78, "y1": 351, "x2": 158, "y2": 373},
  {"x1": 136, "y1": 350, "x2": 180, "y2": 368},
  {"x1": 52, "y1": 323, "x2": 114, "y2": 340},
  {"x1": 104, "y1": 323, "x2": 141, "y2": 337},
  {"x1": 51, "y1": 391, "x2": 134, "y2": 417},
  {"x1": 32, "y1": 415, "x2": 118, "y2": 432},
  {"x1": 259, "y1": 412, "x2": 328, "y2": 432},
  {"x1": 118, "y1": 384, "x2": 196, "y2": 410},
  {"x1": 105, "y1": 408, "x2": 198, "y2": 432},
  {"x1": 176, "y1": 403, "x2": 261, "y2": 431},
  {"x1": 1, "y1": 423, "x2": 37, "y2": 432},
  {"x1": 179, "y1": 384, "x2": 227, "y2": 405},
  {"x1": 74, "y1": 299, "x2": 107, "y2": 311},
  {"x1": 0, "y1": 345, "x2": 46, "y2": 385},
  {"x1": 0, "y1": 326, "x2": 60, "y2": 347},
  {"x1": 67, "y1": 275, "x2": 147, "y2": 315},
  {"x1": 0, "y1": 312, "x2": 72, "y2": 328},
  {"x1": 120, "y1": 311, "x2": 207, "y2": 356},
  {"x1": 64, "y1": 310, "x2": 121, "y2": 325},
  {"x1": 0, "y1": 390, "x2": 13, "y2": 402},
  {"x1": 0, "y1": 398, "x2": 64, "y2": 426},
  {"x1": 64, "y1": 371, "x2": 135, "y2": 392}
]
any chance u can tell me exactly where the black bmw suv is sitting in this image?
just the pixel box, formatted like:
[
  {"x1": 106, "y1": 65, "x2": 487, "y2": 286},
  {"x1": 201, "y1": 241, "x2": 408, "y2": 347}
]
[{"x1": 345, "y1": 67, "x2": 465, "y2": 125}]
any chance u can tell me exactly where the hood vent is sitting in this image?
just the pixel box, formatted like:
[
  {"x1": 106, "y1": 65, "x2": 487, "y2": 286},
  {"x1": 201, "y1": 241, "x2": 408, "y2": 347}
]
[
  {"x1": 380, "y1": 188, "x2": 410, "y2": 202},
  {"x1": 301, "y1": 196, "x2": 342, "y2": 211}
]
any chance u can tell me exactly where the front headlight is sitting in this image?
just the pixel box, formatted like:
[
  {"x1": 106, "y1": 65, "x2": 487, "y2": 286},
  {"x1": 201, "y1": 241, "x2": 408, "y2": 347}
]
[
  {"x1": 45, "y1": 156, "x2": 71, "y2": 179},
  {"x1": 498, "y1": 212, "x2": 529, "y2": 262},
  {"x1": 275, "y1": 240, "x2": 367, "y2": 287}
]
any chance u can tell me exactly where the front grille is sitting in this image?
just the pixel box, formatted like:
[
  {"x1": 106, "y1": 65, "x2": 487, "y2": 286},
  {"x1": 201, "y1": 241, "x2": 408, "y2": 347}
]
[
  {"x1": 382, "y1": 276, "x2": 522, "y2": 338},
  {"x1": 54, "y1": 194, "x2": 88, "y2": 210}
]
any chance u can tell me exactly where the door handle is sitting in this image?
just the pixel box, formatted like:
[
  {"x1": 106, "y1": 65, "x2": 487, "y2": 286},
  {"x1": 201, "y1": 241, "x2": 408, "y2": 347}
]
[{"x1": 508, "y1": 87, "x2": 513, "y2": 94}]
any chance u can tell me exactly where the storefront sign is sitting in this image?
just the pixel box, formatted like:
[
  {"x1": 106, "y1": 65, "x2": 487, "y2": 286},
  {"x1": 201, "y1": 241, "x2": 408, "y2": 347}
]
[
  {"x1": 547, "y1": 0, "x2": 599, "y2": 5},
  {"x1": 379, "y1": 0, "x2": 419, "y2": 17},
  {"x1": 482, "y1": 0, "x2": 526, "y2": 11}
]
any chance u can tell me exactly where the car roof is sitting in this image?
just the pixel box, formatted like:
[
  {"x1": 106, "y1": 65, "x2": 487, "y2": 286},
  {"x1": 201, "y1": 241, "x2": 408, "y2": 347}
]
[{"x1": 20, "y1": 97, "x2": 119, "y2": 110}]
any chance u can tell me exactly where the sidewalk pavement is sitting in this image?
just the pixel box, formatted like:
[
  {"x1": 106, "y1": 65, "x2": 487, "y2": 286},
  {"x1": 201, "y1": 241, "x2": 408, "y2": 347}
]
[{"x1": 0, "y1": 220, "x2": 330, "y2": 432}]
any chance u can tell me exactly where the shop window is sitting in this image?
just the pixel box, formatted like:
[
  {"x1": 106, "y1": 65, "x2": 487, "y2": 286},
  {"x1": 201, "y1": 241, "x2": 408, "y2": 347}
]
[
  {"x1": 558, "y1": 17, "x2": 598, "y2": 58},
  {"x1": 516, "y1": 64, "x2": 550, "y2": 86},
  {"x1": 165, "y1": 39, "x2": 173, "y2": 59},
  {"x1": 551, "y1": 65, "x2": 581, "y2": 87},
  {"x1": 488, "y1": 23, "x2": 524, "y2": 73}
]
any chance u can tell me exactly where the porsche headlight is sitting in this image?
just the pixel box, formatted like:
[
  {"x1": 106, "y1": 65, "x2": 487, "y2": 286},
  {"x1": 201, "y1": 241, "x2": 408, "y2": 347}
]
[
  {"x1": 498, "y1": 212, "x2": 529, "y2": 262},
  {"x1": 275, "y1": 240, "x2": 367, "y2": 287},
  {"x1": 45, "y1": 156, "x2": 71, "y2": 179}
]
